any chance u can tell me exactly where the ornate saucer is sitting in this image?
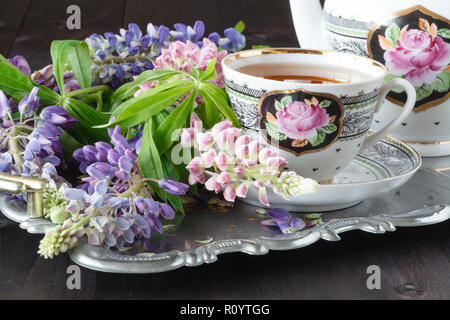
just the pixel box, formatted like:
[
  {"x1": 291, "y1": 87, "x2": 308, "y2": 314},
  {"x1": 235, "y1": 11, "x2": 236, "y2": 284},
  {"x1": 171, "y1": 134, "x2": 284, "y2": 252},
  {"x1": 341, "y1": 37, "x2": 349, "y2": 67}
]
[
  {"x1": 403, "y1": 141, "x2": 450, "y2": 158},
  {"x1": 242, "y1": 137, "x2": 421, "y2": 212}
]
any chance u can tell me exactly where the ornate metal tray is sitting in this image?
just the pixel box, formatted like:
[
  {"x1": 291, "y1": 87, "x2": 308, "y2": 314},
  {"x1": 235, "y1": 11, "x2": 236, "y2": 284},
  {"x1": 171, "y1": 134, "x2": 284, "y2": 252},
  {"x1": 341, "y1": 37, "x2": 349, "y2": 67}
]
[{"x1": 1, "y1": 157, "x2": 449, "y2": 274}]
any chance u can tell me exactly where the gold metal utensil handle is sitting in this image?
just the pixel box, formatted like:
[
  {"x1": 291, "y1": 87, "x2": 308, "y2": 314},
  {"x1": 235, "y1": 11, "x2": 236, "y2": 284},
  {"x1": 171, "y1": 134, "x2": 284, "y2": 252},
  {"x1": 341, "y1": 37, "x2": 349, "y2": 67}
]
[{"x1": 0, "y1": 173, "x2": 48, "y2": 218}]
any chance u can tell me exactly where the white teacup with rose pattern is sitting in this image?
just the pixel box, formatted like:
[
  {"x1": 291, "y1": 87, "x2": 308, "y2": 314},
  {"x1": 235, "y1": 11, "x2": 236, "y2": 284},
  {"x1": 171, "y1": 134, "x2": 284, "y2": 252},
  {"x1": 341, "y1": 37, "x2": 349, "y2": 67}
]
[{"x1": 222, "y1": 48, "x2": 416, "y2": 182}]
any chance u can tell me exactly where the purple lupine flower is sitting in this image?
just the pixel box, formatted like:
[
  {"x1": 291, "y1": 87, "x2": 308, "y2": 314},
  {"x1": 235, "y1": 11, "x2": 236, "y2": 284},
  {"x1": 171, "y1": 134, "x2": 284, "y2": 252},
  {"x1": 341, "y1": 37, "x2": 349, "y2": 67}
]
[
  {"x1": 8, "y1": 55, "x2": 31, "y2": 76},
  {"x1": 171, "y1": 20, "x2": 205, "y2": 46},
  {"x1": 18, "y1": 86, "x2": 40, "y2": 115},
  {"x1": 158, "y1": 177, "x2": 189, "y2": 196},
  {"x1": 261, "y1": 208, "x2": 306, "y2": 234},
  {"x1": 218, "y1": 28, "x2": 246, "y2": 52},
  {"x1": 0, "y1": 90, "x2": 11, "y2": 119},
  {"x1": 66, "y1": 125, "x2": 181, "y2": 252},
  {"x1": 0, "y1": 152, "x2": 12, "y2": 172},
  {"x1": 40, "y1": 106, "x2": 77, "y2": 129},
  {"x1": 147, "y1": 23, "x2": 170, "y2": 45}
]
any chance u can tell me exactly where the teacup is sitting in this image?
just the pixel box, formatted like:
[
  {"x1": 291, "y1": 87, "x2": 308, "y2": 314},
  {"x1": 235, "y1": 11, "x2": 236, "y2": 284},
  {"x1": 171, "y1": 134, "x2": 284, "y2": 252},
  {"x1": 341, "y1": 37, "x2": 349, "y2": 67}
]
[{"x1": 222, "y1": 48, "x2": 416, "y2": 182}]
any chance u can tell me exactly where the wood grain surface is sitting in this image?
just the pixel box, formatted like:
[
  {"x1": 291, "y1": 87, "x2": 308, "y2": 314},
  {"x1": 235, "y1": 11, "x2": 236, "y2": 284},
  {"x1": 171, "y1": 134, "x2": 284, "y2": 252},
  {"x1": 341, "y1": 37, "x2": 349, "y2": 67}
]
[{"x1": 0, "y1": 0, "x2": 449, "y2": 300}]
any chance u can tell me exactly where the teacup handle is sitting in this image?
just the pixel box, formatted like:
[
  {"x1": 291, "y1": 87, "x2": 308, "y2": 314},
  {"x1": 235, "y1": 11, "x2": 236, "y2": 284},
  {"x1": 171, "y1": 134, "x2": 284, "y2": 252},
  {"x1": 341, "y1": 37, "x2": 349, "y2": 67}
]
[{"x1": 360, "y1": 78, "x2": 416, "y2": 152}]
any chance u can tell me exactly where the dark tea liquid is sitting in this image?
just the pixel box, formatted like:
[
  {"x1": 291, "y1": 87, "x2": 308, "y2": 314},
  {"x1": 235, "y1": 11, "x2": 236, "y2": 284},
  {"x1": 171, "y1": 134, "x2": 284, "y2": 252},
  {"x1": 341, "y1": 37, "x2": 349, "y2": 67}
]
[
  {"x1": 261, "y1": 75, "x2": 349, "y2": 84},
  {"x1": 235, "y1": 63, "x2": 372, "y2": 84}
]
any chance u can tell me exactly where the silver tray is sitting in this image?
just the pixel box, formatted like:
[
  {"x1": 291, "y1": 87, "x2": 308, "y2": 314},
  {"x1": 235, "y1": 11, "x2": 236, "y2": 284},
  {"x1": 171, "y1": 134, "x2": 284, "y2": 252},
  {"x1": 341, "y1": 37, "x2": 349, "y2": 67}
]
[{"x1": 1, "y1": 157, "x2": 450, "y2": 274}]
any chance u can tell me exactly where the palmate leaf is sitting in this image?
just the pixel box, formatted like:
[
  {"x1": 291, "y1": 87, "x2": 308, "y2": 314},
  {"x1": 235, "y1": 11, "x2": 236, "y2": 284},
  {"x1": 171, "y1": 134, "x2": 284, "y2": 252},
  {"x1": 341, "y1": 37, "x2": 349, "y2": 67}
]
[
  {"x1": 111, "y1": 69, "x2": 184, "y2": 102},
  {"x1": 198, "y1": 82, "x2": 241, "y2": 127},
  {"x1": 153, "y1": 90, "x2": 196, "y2": 155},
  {"x1": 415, "y1": 84, "x2": 433, "y2": 101},
  {"x1": 106, "y1": 80, "x2": 195, "y2": 128},
  {"x1": 139, "y1": 117, "x2": 164, "y2": 180},
  {"x1": 66, "y1": 42, "x2": 92, "y2": 89},
  {"x1": 50, "y1": 40, "x2": 87, "y2": 95}
]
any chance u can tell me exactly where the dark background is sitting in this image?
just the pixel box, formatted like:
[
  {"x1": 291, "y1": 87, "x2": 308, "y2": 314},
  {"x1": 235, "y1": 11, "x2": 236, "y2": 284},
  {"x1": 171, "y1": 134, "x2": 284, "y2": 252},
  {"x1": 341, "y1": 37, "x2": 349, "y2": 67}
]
[{"x1": 0, "y1": 0, "x2": 449, "y2": 300}]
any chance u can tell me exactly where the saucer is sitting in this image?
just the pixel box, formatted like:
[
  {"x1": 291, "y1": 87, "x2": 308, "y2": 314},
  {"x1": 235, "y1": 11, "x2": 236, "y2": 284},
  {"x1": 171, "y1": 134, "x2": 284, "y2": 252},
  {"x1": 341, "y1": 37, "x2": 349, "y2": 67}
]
[
  {"x1": 403, "y1": 141, "x2": 450, "y2": 158},
  {"x1": 241, "y1": 137, "x2": 421, "y2": 212}
]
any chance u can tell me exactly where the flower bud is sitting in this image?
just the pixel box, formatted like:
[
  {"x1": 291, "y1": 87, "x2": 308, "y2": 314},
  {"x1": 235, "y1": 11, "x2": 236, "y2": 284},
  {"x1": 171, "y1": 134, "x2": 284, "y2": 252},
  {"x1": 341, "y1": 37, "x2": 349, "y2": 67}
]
[
  {"x1": 235, "y1": 182, "x2": 250, "y2": 198},
  {"x1": 223, "y1": 185, "x2": 236, "y2": 202},
  {"x1": 201, "y1": 149, "x2": 216, "y2": 168},
  {"x1": 216, "y1": 171, "x2": 231, "y2": 186},
  {"x1": 180, "y1": 128, "x2": 195, "y2": 148},
  {"x1": 215, "y1": 151, "x2": 229, "y2": 171}
]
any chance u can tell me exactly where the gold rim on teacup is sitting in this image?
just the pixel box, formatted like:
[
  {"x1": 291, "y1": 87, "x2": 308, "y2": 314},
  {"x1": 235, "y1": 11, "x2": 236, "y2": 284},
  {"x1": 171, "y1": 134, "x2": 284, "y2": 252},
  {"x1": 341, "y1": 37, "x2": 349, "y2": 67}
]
[{"x1": 223, "y1": 47, "x2": 388, "y2": 77}]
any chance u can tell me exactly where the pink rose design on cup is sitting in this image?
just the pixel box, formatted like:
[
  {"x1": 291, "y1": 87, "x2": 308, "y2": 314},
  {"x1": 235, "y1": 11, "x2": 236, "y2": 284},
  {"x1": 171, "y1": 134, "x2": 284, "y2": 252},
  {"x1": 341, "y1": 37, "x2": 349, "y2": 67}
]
[
  {"x1": 276, "y1": 101, "x2": 329, "y2": 140},
  {"x1": 263, "y1": 96, "x2": 338, "y2": 150},
  {"x1": 377, "y1": 18, "x2": 450, "y2": 102}
]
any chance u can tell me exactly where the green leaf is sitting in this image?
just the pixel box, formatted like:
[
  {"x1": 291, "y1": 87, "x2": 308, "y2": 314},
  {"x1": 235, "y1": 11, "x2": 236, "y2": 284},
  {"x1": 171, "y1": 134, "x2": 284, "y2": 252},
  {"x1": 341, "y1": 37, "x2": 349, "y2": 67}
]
[
  {"x1": 161, "y1": 155, "x2": 184, "y2": 214},
  {"x1": 66, "y1": 42, "x2": 92, "y2": 89},
  {"x1": 111, "y1": 69, "x2": 184, "y2": 102},
  {"x1": 438, "y1": 28, "x2": 450, "y2": 39},
  {"x1": 280, "y1": 96, "x2": 293, "y2": 107},
  {"x1": 203, "y1": 94, "x2": 222, "y2": 128},
  {"x1": 234, "y1": 20, "x2": 246, "y2": 33},
  {"x1": 265, "y1": 121, "x2": 286, "y2": 141},
  {"x1": 50, "y1": 40, "x2": 86, "y2": 95},
  {"x1": 385, "y1": 23, "x2": 401, "y2": 47},
  {"x1": 320, "y1": 123, "x2": 337, "y2": 134},
  {"x1": 415, "y1": 84, "x2": 433, "y2": 101},
  {"x1": 275, "y1": 99, "x2": 284, "y2": 111},
  {"x1": 309, "y1": 130, "x2": 326, "y2": 147},
  {"x1": 153, "y1": 90, "x2": 196, "y2": 155},
  {"x1": 107, "y1": 81, "x2": 195, "y2": 128},
  {"x1": 198, "y1": 82, "x2": 241, "y2": 127},
  {"x1": 199, "y1": 58, "x2": 217, "y2": 81},
  {"x1": 431, "y1": 70, "x2": 450, "y2": 93},
  {"x1": 64, "y1": 98, "x2": 110, "y2": 143},
  {"x1": 319, "y1": 100, "x2": 331, "y2": 108},
  {"x1": 139, "y1": 118, "x2": 164, "y2": 180},
  {"x1": 0, "y1": 55, "x2": 34, "y2": 93}
]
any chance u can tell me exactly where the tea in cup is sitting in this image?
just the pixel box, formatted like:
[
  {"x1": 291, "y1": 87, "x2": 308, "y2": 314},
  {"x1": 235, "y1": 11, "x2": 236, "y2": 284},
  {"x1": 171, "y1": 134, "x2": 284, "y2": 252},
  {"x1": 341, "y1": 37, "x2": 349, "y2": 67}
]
[{"x1": 222, "y1": 48, "x2": 416, "y2": 182}]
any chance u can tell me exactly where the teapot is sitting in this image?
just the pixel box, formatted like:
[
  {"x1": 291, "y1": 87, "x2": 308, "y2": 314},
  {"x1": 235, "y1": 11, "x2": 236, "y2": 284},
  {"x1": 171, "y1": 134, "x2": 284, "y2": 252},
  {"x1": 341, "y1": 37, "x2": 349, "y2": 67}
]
[{"x1": 290, "y1": 0, "x2": 450, "y2": 156}]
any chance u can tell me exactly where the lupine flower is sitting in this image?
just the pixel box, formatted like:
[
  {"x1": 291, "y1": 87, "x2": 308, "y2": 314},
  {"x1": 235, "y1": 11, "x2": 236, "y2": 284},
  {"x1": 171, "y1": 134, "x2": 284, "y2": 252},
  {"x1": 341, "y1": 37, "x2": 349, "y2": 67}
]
[
  {"x1": 40, "y1": 105, "x2": 77, "y2": 129},
  {"x1": 0, "y1": 87, "x2": 70, "y2": 177},
  {"x1": 171, "y1": 20, "x2": 205, "y2": 46},
  {"x1": 8, "y1": 55, "x2": 31, "y2": 76},
  {"x1": 136, "y1": 38, "x2": 228, "y2": 97},
  {"x1": 40, "y1": 125, "x2": 185, "y2": 257},
  {"x1": 86, "y1": 23, "x2": 164, "y2": 87},
  {"x1": 30, "y1": 64, "x2": 80, "y2": 93},
  {"x1": 208, "y1": 27, "x2": 246, "y2": 52},
  {"x1": 18, "y1": 86, "x2": 39, "y2": 115},
  {"x1": 260, "y1": 208, "x2": 306, "y2": 234},
  {"x1": 182, "y1": 113, "x2": 319, "y2": 206}
]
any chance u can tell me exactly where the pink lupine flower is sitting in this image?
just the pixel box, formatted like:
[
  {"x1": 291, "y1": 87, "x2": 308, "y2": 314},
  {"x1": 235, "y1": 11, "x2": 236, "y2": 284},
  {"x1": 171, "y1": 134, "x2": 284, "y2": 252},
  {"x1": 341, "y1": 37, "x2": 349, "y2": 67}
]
[
  {"x1": 211, "y1": 120, "x2": 232, "y2": 136},
  {"x1": 201, "y1": 149, "x2": 216, "y2": 168},
  {"x1": 183, "y1": 113, "x2": 319, "y2": 205},
  {"x1": 180, "y1": 128, "x2": 195, "y2": 148},
  {"x1": 205, "y1": 174, "x2": 221, "y2": 193},
  {"x1": 154, "y1": 38, "x2": 227, "y2": 88},
  {"x1": 186, "y1": 156, "x2": 204, "y2": 176},
  {"x1": 235, "y1": 182, "x2": 250, "y2": 198},
  {"x1": 215, "y1": 151, "x2": 228, "y2": 171},
  {"x1": 196, "y1": 132, "x2": 213, "y2": 151},
  {"x1": 216, "y1": 171, "x2": 231, "y2": 186},
  {"x1": 257, "y1": 187, "x2": 269, "y2": 206},
  {"x1": 223, "y1": 185, "x2": 236, "y2": 202}
]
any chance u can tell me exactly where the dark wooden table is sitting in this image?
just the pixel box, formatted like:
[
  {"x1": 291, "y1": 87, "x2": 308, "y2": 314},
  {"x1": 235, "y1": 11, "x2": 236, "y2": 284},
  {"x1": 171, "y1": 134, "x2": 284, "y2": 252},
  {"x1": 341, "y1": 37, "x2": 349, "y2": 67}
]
[{"x1": 0, "y1": 0, "x2": 449, "y2": 300}]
